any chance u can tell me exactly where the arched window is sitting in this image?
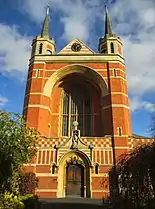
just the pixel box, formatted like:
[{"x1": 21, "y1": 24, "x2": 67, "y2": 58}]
[
  {"x1": 95, "y1": 163, "x2": 99, "y2": 174},
  {"x1": 31, "y1": 45, "x2": 36, "y2": 56},
  {"x1": 118, "y1": 127, "x2": 122, "y2": 136},
  {"x1": 36, "y1": 69, "x2": 40, "y2": 78},
  {"x1": 39, "y1": 43, "x2": 43, "y2": 54},
  {"x1": 62, "y1": 85, "x2": 91, "y2": 137},
  {"x1": 52, "y1": 164, "x2": 55, "y2": 174},
  {"x1": 52, "y1": 163, "x2": 57, "y2": 174},
  {"x1": 113, "y1": 69, "x2": 117, "y2": 77},
  {"x1": 110, "y1": 42, "x2": 114, "y2": 53}
]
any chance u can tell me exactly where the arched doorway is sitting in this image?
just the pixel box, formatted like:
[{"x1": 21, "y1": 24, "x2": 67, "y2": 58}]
[
  {"x1": 66, "y1": 163, "x2": 84, "y2": 197},
  {"x1": 57, "y1": 151, "x2": 91, "y2": 198}
]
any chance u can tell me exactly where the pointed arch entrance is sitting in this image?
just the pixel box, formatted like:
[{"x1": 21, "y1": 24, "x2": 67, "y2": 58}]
[{"x1": 57, "y1": 150, "x2": 91, "y2": 198}]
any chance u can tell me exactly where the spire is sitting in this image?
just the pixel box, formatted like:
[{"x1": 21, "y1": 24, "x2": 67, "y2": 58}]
[
  {"x1": 104, "y1": 5, "x2": 113, "y2": 37},
  {"x1": 41, "y1": 6, "x2": 50, "y2": 38}
]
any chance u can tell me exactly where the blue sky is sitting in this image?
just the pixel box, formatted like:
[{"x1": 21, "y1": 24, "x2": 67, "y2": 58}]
[{"x1": 0, "y1": 0, "x2": 155, "y2": 137}]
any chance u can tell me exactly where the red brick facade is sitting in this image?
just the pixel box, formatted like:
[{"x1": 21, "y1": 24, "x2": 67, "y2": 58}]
[{"x1": 23, "y1": 33, "x2": 153, "y2": 199}]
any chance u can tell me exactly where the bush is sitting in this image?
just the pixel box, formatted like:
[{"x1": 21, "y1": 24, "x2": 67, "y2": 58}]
[
  {"x1": 0, "y1": 192, "x2": 24, "y2": 209},
  {"x1": 19, "y1": 172, "x2": 39, "y2": 195},
  {"x1": 21, "y1": 194, "x2": 40, "y2": 209},
  {"x1": 0, "y1": 193, "x2": 40, "y2": 209}
]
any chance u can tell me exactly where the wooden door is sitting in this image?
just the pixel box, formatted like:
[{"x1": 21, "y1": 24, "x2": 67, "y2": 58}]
[{"x1": 66, "y1": 164, "x2": 84, "y2": 197}]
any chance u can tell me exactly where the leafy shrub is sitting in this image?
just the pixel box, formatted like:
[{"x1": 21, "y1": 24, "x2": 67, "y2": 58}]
[
  {"x1": 110, "y1": 142, "x2": 155, "y2": 206},
  {"x1": 21, "y1": 194, "x2": 40, "y2": 209},
  {"x1": 19, "y1": 172, "x2": 39, "y2": 195},
  {"x1": 0, "y1": 193, "x2": 40, "y2": 209},
  {"x1": 0, "y1": 192, "x2": 24, "y2": 209}
]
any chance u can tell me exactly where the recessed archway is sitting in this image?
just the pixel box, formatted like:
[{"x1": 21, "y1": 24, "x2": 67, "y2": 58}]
[
  {"x1": 57, "y1": 150, "x2": 91, "y2": 198},
  {"x1": 58, "y1": 73, "x2": 103, "y2": 137},
  {"x1": 43, "y1": 64, "x2": 109, "y2": 97}
]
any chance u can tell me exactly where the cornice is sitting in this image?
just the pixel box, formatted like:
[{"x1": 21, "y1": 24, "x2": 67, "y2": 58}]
[{"x1": 29, "y1": 54, "x2": 125, "y2": 66}]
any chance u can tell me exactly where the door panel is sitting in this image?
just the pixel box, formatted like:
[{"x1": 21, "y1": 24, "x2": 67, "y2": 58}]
[{"x1": 66, "y1": 164, "x2": 84, "y2": 197}]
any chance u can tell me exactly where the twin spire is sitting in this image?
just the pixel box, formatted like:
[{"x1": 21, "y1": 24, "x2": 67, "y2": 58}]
[
  {"x1": 41, "y1": 6, "x2": 50, "y2": 38},
  {"x1": 41, "y1": 5, "x2": 113, "y2": 39},
  {"x1": 104, "y1": 6, "x2": 113, "y2": 37}
]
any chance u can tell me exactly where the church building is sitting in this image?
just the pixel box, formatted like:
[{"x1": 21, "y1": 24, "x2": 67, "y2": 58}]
[{"x1": 23, "y1": 6, "x2": 153, "y2": 199}]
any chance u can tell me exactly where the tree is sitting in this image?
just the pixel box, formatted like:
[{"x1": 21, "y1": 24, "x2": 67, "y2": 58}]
[
  {"x1": 0, "y1": 111, "x2": 38, "y2": 193},
  {"x1": 110, "y1": 142, "x2": 155, "y2": 208}
]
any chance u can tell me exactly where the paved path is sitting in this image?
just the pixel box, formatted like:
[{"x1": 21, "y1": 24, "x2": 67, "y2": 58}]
[{"x1": 39, "y1": 197, "x2": 104, "y2": 209}]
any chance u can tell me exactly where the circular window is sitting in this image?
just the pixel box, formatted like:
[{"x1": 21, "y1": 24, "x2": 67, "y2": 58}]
[{"x1": 71, "y1": 42, "x2": 82, "y2": 52}]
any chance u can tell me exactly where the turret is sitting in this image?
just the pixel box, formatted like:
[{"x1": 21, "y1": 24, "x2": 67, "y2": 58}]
[
  {"x1": 31, "y1": 6, "x2": 56, "y2": 58},
  {"x1": 98, "y1": 6, "x2": 123, "y2": 57}
]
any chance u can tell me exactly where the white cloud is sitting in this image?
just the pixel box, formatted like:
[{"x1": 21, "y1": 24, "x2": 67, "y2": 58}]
[
  {"x1": 0, "y1": 24, "x2": 32, "y2": 79},
  {"x1": 109, "y1": 0, "x2": 155, "y2": 114},
  {"x1": 0, "y1": 95, "x2": 8, "y2": 106},
  {"x1": 129, "y1": 96, "x2": 155, "y2": 113},
  {"x1": 129, "y1": 97, "x2": 142, "y2": 112},
  {"x1": 144, "y1": 102, "x2": 155, "y2": 113},
  {"x1": 21, "y1": 0, "x2": 155, "y2": 97},
  {"x1": 2, "y1": 0, "x2": 154, "y2": 113},
  {"x1": 21, "y1": 0, "x2": 101, "y2": 42},
  {"x1": 61, "y1": 17, "x2": 89, "y2": 41},
  {"x1": 110, "y1": 0, "x2": 155, "y2": 96},
  {"x1": 123, "y1": 36, "x2": 155, "y2": 95}
]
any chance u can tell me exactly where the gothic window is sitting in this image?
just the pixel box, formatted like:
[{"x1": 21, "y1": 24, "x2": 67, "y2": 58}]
[
  {"x1": 52, "y1": 165, "x2": 55, "y2": 174},
  {"x1": 110, "y1": 42, "x2": 114, "y2": 53},
  {"x1": 62, "y1": 86, "x2": 91, "y2": 137},
  {"x1": 36, "y1": 69, "x2": 40, "y2": 78},
  {"x1": 39, "y1": 43, "x2": 43, "y2": 54},
  {"x1": 118, "y1": 127, "x2": 122, "y2": 136},
  {"x1": 114, "y1": 69, "x2": 117, "y2": 77},
  {"x1": 31, "y1": 45, "x2": 36, "y2": 56},
  {"x1": 52, "y1": 163, "x2": 57, "y2": 174},
  {"x1": 95, "y1": 164, "x2": 99, "y2": 174}
]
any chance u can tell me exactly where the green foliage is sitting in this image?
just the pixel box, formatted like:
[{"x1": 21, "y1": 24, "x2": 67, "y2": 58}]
[
  {"x1": 0, "y1": 192, "x2": 24, "y2": 209},
  {"x1": 0, "y1": 111, "x2": 38, "y2": 193},
  {"x1": 0, "y1": 193, "x2": 40, "y2": 209},
  {"x1": 9, "y1": 170, "x2": 21, "y2": 195}
]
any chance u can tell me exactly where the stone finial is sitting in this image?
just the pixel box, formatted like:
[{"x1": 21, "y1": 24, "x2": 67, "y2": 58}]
[
  {"x1": 73, "y1": 121, "x2": 78, "y2": 130},
  {"x1": 46, "y1": 5, "x2": 50, "y2": 15}
]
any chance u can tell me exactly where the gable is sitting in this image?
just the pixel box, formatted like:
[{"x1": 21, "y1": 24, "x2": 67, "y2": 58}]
[{"x1": 58, "y1": 39, "x2": 95, "y2": 55}]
